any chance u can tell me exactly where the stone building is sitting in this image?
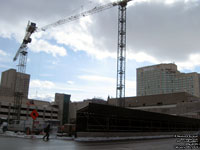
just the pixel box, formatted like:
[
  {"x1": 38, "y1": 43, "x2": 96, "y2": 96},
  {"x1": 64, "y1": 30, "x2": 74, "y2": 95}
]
[{"x1": 108, "y1": 92, "x2": 200, "y2": 119}]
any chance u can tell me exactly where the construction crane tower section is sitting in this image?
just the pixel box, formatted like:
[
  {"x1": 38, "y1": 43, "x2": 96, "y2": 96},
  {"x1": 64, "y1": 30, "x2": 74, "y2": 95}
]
[
  {"x1": 36, "y1": 0, "x2": 132, "y2": 108},
  {"x1": 116, "y1": 1, "x2": 128, "y2": 107},
  {"x1": 12, "y1": 21, "x2": 36, "y2": 120},
  {"x1": 13, "y1": 21, "x2": 37, "y2": 74}
]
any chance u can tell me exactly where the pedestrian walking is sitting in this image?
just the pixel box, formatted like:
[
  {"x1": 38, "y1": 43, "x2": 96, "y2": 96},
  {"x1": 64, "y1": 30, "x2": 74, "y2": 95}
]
[{"x1": 43, "y1": 124, "x2": 50, "y2": 141}]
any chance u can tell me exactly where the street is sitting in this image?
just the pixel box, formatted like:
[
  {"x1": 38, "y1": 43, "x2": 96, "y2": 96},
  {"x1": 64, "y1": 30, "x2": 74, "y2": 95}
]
[{"x1": 0, "y1": 136, "x2": 189, "y2": 150}]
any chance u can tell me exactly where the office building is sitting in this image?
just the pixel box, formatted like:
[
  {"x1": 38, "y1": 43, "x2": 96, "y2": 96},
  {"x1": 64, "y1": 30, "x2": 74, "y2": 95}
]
[{"x1": 137, "y1": 63, "x2": 200, "y2": 97}]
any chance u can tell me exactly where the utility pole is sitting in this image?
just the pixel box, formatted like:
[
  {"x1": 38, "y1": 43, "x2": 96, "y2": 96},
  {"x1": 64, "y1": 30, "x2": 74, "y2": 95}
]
[{"x1": 116, "y1": 1, "x2": 127, "y2": 107}]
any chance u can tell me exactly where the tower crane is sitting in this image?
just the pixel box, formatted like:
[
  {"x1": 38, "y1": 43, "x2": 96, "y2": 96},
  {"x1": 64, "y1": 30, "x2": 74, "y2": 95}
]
[
  {"x1": 13, "y1": 21, "x2": 37, "y2": 73},
  {"x1": 13, "y1": 0, "x2": 132, "y2": 119},
  {"x1": 12, "y1": 21, "x2": 36, "y2": 120},
  {"x1": 38, "y1": 0, "x2": 132, "y2": 107}
]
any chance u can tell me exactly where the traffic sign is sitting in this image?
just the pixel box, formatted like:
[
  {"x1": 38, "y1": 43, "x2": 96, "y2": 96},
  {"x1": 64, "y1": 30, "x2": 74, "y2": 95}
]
[{"x1": 30, "y1": 109, "x2": 39, "y2": 120}]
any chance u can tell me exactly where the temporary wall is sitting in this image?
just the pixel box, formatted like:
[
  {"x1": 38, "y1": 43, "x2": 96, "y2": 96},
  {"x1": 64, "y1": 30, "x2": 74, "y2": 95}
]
[{"x1": 76, "y1": 103, "x2": 200, "y2": 132}]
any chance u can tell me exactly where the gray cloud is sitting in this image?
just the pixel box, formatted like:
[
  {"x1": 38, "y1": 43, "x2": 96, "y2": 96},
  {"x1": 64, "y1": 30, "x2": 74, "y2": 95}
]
[
  {"x1": 126, "y1": 0, "x2": 200, "y2": 61},
  {"x1": 0, "y1": 0, "x2": 87, "y2": 22},
  {"x1": 84, "y1": 0, "x2": 200, "y2": 62},
  {"x1": 0, "y1": 0, "x2": 96, "y2": 38},
  {"x1": 1, "y1": 0, "x2": 200, "y2": 63}
]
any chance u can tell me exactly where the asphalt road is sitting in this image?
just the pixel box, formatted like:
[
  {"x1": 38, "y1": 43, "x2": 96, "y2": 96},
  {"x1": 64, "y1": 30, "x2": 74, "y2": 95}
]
[{"x1": 0, "y1": 136, "x2": 197, "y2": 150}]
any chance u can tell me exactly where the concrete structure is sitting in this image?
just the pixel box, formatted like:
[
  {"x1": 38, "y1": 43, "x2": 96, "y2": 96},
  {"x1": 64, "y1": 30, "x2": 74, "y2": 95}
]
[
  {"x1": 108, "y1": 92, "x2": 200, "y2": 119},
  {"x1": 0, "y1": 69, "x2": 30, "y2": 98},
  {"x1": 137, "y1": 63, "x2": 200, "y2": 97},
  {"x1": 0, "y1": 92, "x2": 72, "y2": 125},
  {"x1": 0, "y1": 68, "x2": 72, "y2": 125},
  {"x1": 0, "y1": 96, "x2": 58, "y2": 123},
  {"x1": 108, "y1": 92, "x2": 198, "y2": 107}
]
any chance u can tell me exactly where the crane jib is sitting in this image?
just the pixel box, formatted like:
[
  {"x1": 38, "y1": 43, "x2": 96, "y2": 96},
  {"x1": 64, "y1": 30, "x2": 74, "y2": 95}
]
[{"x1": 38, "y1": 0, "x2": 133, "y2": 32}]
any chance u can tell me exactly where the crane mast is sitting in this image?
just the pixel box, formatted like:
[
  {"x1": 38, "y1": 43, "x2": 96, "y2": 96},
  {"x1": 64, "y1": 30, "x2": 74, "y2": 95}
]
[
  {"x1": 16, "y1": 45, "x2": 28, "y2": 73},
  {"x1": 13, "y1": 21, "x2": 36, "y2": 120},
  {"x1": 13, "y1": 21, "x2": 37, "y2": 73},
  {"x1": 116, "y1": 1, "x2": 127, "y2": 107}
]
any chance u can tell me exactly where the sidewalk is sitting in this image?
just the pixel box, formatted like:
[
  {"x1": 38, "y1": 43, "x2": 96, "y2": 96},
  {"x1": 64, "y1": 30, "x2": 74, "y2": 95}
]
[
  {"x1": 2, "y1": 130, "x2": 197, "y2": 142},
  {"x1": 0, "y1": 130, "x2": 74, "y2": 140},
  {"x1": 1, "y1": 130, "x2": 174, "y2": 142}
]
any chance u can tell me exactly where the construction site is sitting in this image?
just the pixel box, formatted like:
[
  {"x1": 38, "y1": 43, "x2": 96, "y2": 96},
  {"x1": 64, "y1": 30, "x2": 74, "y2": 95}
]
[{"x1": 1, "y1": 1, "x2": 200, "y2": 148}]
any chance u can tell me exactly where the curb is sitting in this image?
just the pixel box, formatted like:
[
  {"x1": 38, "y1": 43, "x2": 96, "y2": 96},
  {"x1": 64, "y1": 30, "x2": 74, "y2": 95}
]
[{"x1": 75, "y1": 135, "x2": 174, "y2": 142}]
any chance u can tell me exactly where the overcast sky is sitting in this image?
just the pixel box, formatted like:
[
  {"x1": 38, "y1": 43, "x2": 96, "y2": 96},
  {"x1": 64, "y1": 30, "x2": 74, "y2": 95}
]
[{"x1": 0, "y1": 0, "x2": 200, "y2": 102}]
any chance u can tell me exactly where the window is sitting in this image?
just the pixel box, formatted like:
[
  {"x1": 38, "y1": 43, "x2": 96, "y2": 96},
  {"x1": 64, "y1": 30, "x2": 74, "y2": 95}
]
[{"x1": 157, "y1": 102, "x2": 163, "y2": 106}]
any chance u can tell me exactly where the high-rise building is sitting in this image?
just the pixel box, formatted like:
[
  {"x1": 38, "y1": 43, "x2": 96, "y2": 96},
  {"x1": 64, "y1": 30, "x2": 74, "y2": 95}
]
[
  {"x1": 55, "y1": 93, "x2": 71, "y2": 125},
  {"x1": 137, "y1": 63, "x2": 200, "y2": 97},
  {"x1": 0, "y1": 69, "x2": 30, "y2": 98}
]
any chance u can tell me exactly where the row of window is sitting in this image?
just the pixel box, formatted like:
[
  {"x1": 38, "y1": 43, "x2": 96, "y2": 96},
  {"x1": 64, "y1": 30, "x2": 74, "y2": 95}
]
[
  {"x1": 0, "y1": 111, "x2": 58, "y2": 119},
  {"x1": 0, "y1": 105, "x2": 58, "y2": 114},
  {"x1": 138, "y1": 91, "x2": 194, "y2": 96}
]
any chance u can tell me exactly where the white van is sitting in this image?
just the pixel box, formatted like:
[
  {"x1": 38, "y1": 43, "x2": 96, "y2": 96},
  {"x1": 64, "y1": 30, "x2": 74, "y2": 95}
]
[{"x1": 8, "y1": 120, "x2": 45, "y2": 134}]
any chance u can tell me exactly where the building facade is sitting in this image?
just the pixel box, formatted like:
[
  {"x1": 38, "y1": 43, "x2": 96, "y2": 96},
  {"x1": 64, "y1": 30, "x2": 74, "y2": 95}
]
[
  {"x1": 0, "y1": 69, "x2": 30, "y2": 98},
  {"x1": 137, "y1": 63, "x2": 200, "y2": 97},
  {"x1": 0, "y1": 96, "x2": 58, "y2": 122},
  {"x1": 0, "y1": 69, "x2": 72, "y2": 125},
  {"x1": 108, "y1": 92, "x2": 200, "y2": 119},
  {"x1": 54, "y1": 93, "x2": 71, "y2": 125}
]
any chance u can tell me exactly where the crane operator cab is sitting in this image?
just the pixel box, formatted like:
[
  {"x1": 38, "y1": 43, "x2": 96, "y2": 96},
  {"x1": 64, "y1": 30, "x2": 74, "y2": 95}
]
[{"x1": 23, "y1": 22, "x2": 37, "y2": 44}]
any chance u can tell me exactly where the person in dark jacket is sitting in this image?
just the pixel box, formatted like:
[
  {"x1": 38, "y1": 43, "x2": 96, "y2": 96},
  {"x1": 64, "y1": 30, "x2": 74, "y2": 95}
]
[{"x1": 43, "y1": 124, "x2": 50, "y2": 141}]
